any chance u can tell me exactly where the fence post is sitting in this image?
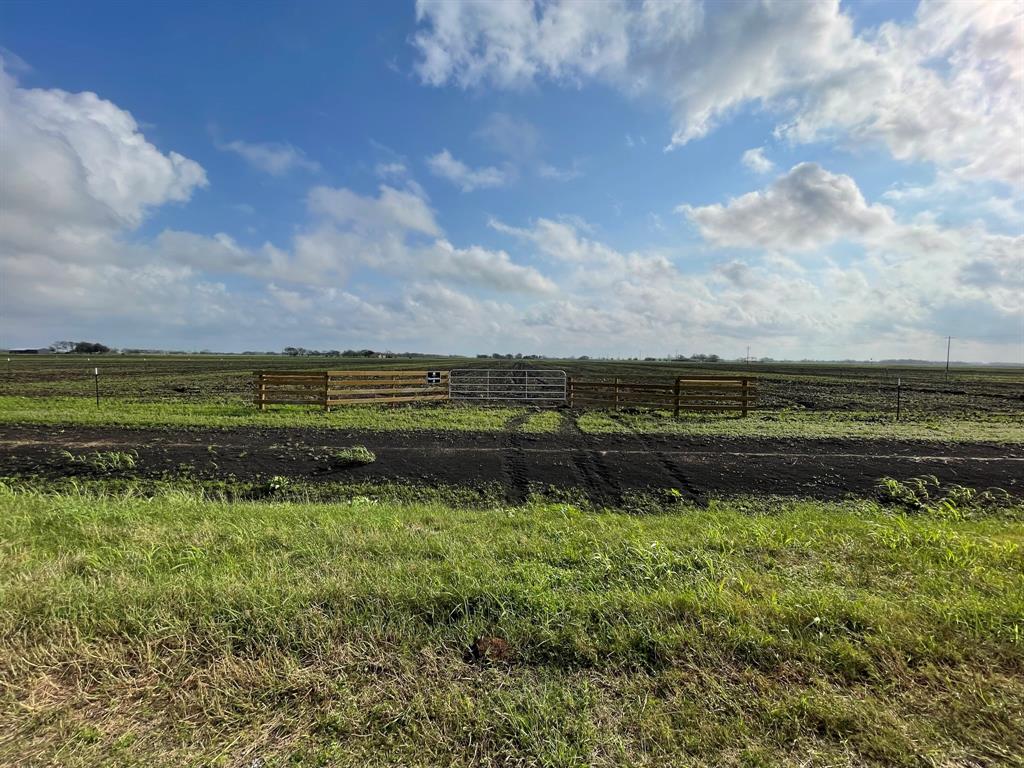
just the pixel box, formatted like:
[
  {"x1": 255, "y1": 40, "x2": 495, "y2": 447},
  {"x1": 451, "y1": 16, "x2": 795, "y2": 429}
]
[
  {"x1": 614, "y1": 378, "x2": 620, "y2": 410},
  {"x1": 896, "y1": 377, "x2": 901, "y2": 422},
  {"x1": 741, "y1": 377, "x2": 749, "y2": 417},
  {"x1": 566, "y1": 376, "x2": 573, "y2": 408},
  {"x1": 673, "y1": 377, "x2": 681, "y2": 418},
  {"x1": 323, "y1": 372, "x2": 330, "y2": 412},
  {"x1": 256, "y1": 373, "x2": 266, "y2": 411}
]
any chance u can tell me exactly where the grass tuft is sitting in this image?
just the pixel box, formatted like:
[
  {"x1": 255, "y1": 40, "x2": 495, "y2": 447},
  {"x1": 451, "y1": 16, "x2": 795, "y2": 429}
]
[{"x1": 332, "y1": 445, "x2": 377, "y2": 466}]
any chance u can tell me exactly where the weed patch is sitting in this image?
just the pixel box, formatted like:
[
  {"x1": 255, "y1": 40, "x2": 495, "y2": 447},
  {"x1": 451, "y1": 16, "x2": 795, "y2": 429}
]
[{"x1": 332, "y1": 445, "x2": 376, "y2": 466}]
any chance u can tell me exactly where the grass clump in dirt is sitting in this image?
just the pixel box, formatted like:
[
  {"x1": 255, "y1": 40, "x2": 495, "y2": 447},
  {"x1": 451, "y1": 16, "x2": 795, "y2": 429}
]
[
  {"x1": 0, "y1": 484, "x2": 1022, "y2": 766},
  {"x1": 519, "y1": 409, "x2": 563, "y2": 433},
  {"x1": 332, "y1": 445, "x2": 376, "y2": 467},
  {"x1": 59, "y1": 448, "x2": 138, "y2": 472}
]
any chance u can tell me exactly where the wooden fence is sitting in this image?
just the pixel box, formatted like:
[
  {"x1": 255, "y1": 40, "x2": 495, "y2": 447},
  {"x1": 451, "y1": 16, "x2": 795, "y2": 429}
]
[
  {"x1": 255, "y1": 370, "x2": 449, "y2": 410},
  {"x1": 568, "y1": 376, "x2": 756, "y2": 415}
]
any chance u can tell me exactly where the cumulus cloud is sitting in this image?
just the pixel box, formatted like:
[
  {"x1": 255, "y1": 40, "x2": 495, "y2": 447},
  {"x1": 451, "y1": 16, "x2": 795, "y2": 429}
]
[
  {"x1": 2, "y1": 54, "x2": 1018, "y2": 359},
  {"x1": 0, "y1": 62, "x2": 555, "y2": 349},
  {"x1": 679, "y1": 163, "x2": 894, "y2": 250},
  {"x1": 426, "y1": 148, "x2": 511, "y2": 191},
  {"x1": 413, "y1": 0, "x2": 1024, "y2": 186},
  {"x1": 297, "y1": 184, "x2": 554, "y2": 294},
  {"x1": 741, "y1": 147, "x2": 774, "y2": 174},
  {"x1": 678, "y1": 161, "x2": 1023, "y2": 332},
  {"x1": 0, "y1": 63, "x2": 206, "y2": 245},
  {"x1": 0, "y1": 60, "x2": 220, "y2": 342},
  {"x1": 484, "y1": 150, "x2": 1021, "y2": 356}
]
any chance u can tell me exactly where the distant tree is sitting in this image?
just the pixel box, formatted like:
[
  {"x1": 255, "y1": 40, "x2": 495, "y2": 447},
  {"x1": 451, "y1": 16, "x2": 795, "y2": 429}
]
[
  {"x1": 71, "y1": 342, "x2": 110, "y2": 354},
  {"x1": 50, "y1": 341, "x2": 75, "y2": 353}
]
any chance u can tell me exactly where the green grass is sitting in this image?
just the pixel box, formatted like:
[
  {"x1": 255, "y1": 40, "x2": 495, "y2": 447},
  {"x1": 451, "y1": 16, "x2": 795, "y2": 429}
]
[
  {"x1": 519, "y1": 410, "x2": 564, "y2": 433},
  {"x1": 1, "y1": 486, "x2": 1021, "y2": 766},
  {"x1": 332, "y1": 445, "x2": 377, "y2": 466},
  {"x1": 576, "y1": 409, "x2": 1024, "y2": 442},
  {"x1": 0, "y1": 396, "x2": 523, "y2": 433},
  {"x1": 5, "y1": 396, "x2": 1021, "y2": 442}
]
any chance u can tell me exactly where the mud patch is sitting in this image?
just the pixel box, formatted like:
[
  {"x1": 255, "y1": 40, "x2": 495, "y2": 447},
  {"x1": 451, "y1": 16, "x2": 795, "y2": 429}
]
[{"x1": 1, "y1": 424, "x2": 1021, "y2": 504}]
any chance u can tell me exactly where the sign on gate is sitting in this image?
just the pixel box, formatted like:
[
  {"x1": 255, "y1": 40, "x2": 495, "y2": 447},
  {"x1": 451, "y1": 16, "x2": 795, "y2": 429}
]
[{"x1": 448, "y1": 368, "x2": 567, "y2": 404}]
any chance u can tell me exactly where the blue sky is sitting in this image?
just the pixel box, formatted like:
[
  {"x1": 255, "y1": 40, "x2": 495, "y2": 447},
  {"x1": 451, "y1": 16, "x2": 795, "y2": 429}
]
[{"x1": 1, "y1": 0, "x2": 1021, "y2": 361}]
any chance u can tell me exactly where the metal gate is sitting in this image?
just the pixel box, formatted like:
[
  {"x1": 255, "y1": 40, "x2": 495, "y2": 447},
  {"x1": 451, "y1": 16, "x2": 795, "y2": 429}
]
[{"x1": 449, "y1": 368, "x2": 567, "y2": 405}]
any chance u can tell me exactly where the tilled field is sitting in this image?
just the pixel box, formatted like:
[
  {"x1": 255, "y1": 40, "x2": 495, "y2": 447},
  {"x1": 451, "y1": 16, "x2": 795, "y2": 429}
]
[
  {"x1": 3, "y1": 424, "x2": 1021, "y2": 503},
  {"x1": 3, "y1": 355, "x2": 1023, "y2": 415}
]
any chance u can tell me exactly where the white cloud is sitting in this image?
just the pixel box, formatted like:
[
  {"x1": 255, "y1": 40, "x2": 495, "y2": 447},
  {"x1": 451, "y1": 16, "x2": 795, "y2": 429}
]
[
  {"x1": 426, "y1": 148, "x2": 511, "y2": 191},
  {"x1": 679, "y1": 163, "x2": 894, "y2": 250},
  {"x1": 2, "y1": 57, "x2": 1018, "y2": 359},
  {"x1": 537, "y1": 162, "x2": 582, "y2": 182},
  {"x1": 484, "y1": 154, "x2": 1022, "y2": 356},
  {"x1": 741, "y1": 147, "x2": 774, "y2": 174},
  {"x1": 308, "y1": 184, "x2": 442, "y2": 237},
  {"x1": 0, "y1": 63, "x2": 556, "y2": 350},
  {"x1": 296, "y1": 185, "x2": 554, "y2": 294},
  {"x1": 218, "y1": 138, "x2": 320, "y2": 175},
  {"x1": 0, "y1": 64, "x2": 206, "y2": 243},
  {"x1": 413, "y1": 0, "x2": 1024, "y2": 187},
  {"x1": 375, "y1": 161, "x2": 408, "y2": 179}
]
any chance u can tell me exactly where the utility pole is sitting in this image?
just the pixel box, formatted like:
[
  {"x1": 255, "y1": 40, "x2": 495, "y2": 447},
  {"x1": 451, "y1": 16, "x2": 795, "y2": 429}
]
[{"x1": 945, "y1": 336, "x2": 952, "y2": 381}]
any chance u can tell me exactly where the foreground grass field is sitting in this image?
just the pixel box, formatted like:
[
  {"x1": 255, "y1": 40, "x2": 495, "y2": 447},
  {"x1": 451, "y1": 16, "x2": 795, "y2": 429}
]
[
  {"x1": 2, "y1": 395, "x2": 1023, "y2": 442},
  {"x1": 1, "y1": 486, "x2": 1021, "y2": 766}
]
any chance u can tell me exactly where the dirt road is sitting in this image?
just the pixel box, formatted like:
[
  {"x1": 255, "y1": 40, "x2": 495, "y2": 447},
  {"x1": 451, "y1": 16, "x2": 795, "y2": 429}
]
[{"x1": 2, "y1": 424, "x2": 1021, "y2": 503}]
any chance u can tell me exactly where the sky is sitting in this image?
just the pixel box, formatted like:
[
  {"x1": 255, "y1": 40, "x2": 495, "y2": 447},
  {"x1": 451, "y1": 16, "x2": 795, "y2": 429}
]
[{"x1": 0, "y1": 0, "x2": 1021, "y2": 362}]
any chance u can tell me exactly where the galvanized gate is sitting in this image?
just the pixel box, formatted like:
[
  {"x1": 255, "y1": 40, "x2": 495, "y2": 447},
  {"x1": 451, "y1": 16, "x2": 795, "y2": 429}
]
[{"x1": 448, "y1": 368, "x2": 567, "y2": 405}]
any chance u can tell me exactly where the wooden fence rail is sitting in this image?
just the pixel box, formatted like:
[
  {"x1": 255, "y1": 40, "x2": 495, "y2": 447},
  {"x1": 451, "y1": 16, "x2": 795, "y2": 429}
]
[
  {"x1": 568, "y1": 376, "x2": 756, "y2": 416},
  {"x1": 255, "y1": 370, "x2": 756, "y2": 415},
  {"x1": 255, "y1": 370, "x2": 449, "y2": 410}
]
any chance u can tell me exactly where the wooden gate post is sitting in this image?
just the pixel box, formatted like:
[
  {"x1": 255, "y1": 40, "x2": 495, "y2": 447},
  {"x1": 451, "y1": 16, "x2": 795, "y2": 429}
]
[
  {"x1": 256, "y1": 373, "x2": 266, "y2": 411},
  {"x1": 741, "y1": 377, "x2": 749, "y2": 417},
  {"x1": 614, "y1": 378, "x2": 620, "y2": 410},
  {"x1": 673, "y1": 377, "x2": 681, "y2": 418},
  {"x1": 566, "y1": 376, "x2": 573, "y2": 408}
]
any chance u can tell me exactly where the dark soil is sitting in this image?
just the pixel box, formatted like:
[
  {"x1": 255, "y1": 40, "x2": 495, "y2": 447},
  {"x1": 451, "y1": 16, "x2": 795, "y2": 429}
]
[{"x1": 2, "y1": 425, "x2": 1022, "y2": 504}]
